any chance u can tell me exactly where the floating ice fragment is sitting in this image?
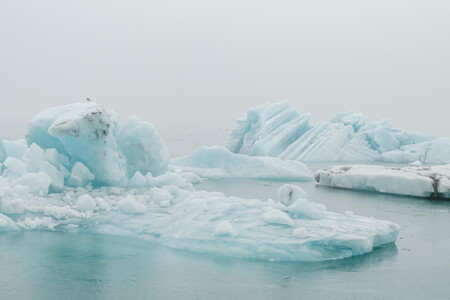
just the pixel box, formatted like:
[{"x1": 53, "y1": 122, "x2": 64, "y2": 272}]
[{"x1": 277, "y1": 184, "x2": 308, "y2": 206}]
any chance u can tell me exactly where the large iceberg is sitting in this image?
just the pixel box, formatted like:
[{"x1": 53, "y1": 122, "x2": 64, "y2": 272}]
[
  {"x1": 315, "y1": 164, "x2": 450, "y2": 198},
  {"x1": 0, "y1": 179, "x2": 399, "y2": 261},
  {"x1": 225, "y1": 101, "x2": 448, "y2": 164},
  {"x1": 0, "y1": 101, "x2": 400, "y2": 261},
  {"x1": 171, "y1": 146, "x2": 313, "y2": 180}
]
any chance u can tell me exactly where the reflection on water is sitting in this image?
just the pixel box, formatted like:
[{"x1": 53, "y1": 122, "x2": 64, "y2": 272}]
[{"x1": 1, "y1": 174, "x2": 450, "y2": 299}]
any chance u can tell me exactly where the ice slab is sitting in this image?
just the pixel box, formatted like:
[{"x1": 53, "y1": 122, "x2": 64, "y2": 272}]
[
  {"x1": 0, "y1": 180, "x2": 399, "y2": 261},
  {"x1": 225, "y1": 101, "x2": 439, "y2": 163},
  {"x1": 315, "y1": 164, "x2": 450, "y2": 198},
  {"x1": 171, "y1": 146, "x2": 312, "y2": 181}
]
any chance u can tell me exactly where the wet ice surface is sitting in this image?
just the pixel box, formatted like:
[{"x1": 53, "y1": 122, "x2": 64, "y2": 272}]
[{"x1": 2, "y1": 170, "x2": 450, "y2": 300}]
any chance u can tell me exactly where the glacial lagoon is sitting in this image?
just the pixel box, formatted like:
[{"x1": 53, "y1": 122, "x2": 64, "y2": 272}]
[{"x1": 2, "y1": 170, "x2": 449, "y2": 300}]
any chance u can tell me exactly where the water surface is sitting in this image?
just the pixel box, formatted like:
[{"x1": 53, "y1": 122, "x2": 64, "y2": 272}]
[{"x1": 1, "y1": 175, "x2": 450, "y2": 299}]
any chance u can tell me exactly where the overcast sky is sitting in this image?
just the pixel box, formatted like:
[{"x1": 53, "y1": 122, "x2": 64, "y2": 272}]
[{"x1": 1, "y1": 0, "x2": 449, "y2": 155}]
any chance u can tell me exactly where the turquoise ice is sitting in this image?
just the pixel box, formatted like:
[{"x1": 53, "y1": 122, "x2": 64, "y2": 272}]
[
  {"x1": 0, "y1": 101, "x2": 399, "y2": 261},
  {"x1": 225, "y1": 101, "x2": 449, "y2": 164}
]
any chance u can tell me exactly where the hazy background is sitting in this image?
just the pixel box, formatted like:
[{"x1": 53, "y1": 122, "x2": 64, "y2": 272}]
[{"x1": 1, "y1": 0, "x2": 449, "y2": 155}]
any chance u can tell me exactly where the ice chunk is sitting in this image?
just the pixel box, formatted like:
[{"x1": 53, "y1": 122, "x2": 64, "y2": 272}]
[
  {"x1": 117, "y1": 115, "x2": 170, "y2": 177},
  {"x1": 128, "y1": 171, "x2": 148, "y2": 188},
  {"x1": 0, "y1": 139, "x2": 27, "y2": 163},
  {"x1": 226, "y1": 101, "x2": 439, "y2": 163},
  {"x1": 68, "y1": 162, "x2": 95, "y2": 187},
  {"x1": 117, "y1": 195, "x2": 147, "y2": 214},
  {"x1": 316, "y1": 164, "x2": 450, "y2": 198},
  {"x1": 2, "y1": 157, "x2": 27, "y2": 180},
  {"x1": 76, "y1": 194, "x2": 97, "y2": 211},
  {"x1": 12, "y1": 172, "x2": 52, "y2": 195},
  {"x1": 171, "y1": 146, "x2": 312, "y2": 181},
  {"x1": 277, "y1": 184, "x2": 308, "y2": 206}
]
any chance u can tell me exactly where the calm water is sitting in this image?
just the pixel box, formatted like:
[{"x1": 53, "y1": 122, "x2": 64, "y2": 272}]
[{"x1": 1, "y1": 174, "x2": 450, "y2": 299}]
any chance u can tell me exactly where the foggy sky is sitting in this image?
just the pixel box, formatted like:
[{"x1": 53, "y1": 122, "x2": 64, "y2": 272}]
[{"x1": 1, "y1": 0, "x2": 449, "y2": 155}]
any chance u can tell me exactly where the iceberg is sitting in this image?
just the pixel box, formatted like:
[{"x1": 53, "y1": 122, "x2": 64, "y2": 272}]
[
  {"x1": 0, "y1": 101, "x2": 400, "y2": 261},
  {"x1": 315, "y1": 164, "x2": 450, "y2": 198},
  {"x1": 225, "y1": 101, "x2": 446, "y2": 163},
  {"x1": 0, "y1": 180, "x2": 399, "y2": 261},
  {"x1": 171, "y1": 146, "x2": 313, "y2": 181},
  {"x1": 25, "y1": 102, "x2": 169, "y2": 186}
]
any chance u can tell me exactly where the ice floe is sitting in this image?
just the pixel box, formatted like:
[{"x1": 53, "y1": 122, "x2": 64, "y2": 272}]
[{"x1": 315, "y1": 164, "x2": 450, "y2": 198}]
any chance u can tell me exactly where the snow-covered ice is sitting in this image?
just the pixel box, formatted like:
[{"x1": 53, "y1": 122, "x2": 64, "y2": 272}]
[
  {"x1": 225, "y1": 101, "x2": 449, "y2": 164},
  {"x1": 171, "y1": 146, "x2": 312, "y2": 181},
  {"x1": 315, "y1": 164, "x2": 450, "y2": 198},
  {"x1": 0, "y1": 101, "x2": 400, "y2": 261}
]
